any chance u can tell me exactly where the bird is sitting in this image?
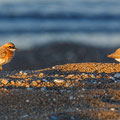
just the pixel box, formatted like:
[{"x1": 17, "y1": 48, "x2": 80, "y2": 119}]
[
  {"x1": 0, "y1": 42, "x2": 17, "y2": 71},
  {"x1": 107, "y1": 48, "x2": 120, "y2": 62}
]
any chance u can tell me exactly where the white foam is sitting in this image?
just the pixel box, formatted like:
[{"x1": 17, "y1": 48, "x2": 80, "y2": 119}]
[{"x1": 1, "y1": 33, "x2": 120, "y2": 49}]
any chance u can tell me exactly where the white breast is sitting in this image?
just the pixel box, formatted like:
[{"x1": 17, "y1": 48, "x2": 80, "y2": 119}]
[
  {"x1": 0, "y1": 59, "x2": 5, "y2": 64},
  {"x1": 115, "y1": 58, "x2": 120, "y2": 62}
]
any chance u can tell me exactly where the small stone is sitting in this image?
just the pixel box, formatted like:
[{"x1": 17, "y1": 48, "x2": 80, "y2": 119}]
[
  {"x1": 19, "y1": 71, "x2": 28, "y2": 75},
  {"x1": 25, "y1": 84, "x2": 30, "y2": 88},
  {"x1": 108, "y1": 76, "x2": 115, "y2": 80},
  {"x1": 65, "y1": 82, "x2": 71, "y2": 87},
  {"x1": 110, "y1": 108, "x2": 115, "y2": 111},
  {"x1": 49, "y1": 116, "x2": 58, "y2": 120},
  {"x1": 66, "y1": 74, "x2": 74, "y2": 79},
  {"x1": 69, "y1": 96, "x2": 73, "y2": 100},
  {"x1": 26, "y1": 99, "x2": 29, "y2": 103},
  {"x1": 90, "y1": 74, "x2": 95, "y2": 78},
  {"x1": 1, "y1": 88, "x2": 7, "y2": 91},
  {"x1": 81, "y1": 95, "x2": 84, "y2": 97},
  {"x1": 54, "y1": 79, "x2": 65, "y2": 83},
  {"x1": 11, "y1": 81, "x2": 15, "y2": 85},
  {"x1": 41, "y1": 87, "x2": 47, "y2": 92},
  {"x1": 71, "y1": 116, "x2": 75, "y2": 120},
  {"x1": 54, "y1": 74, "x2": 58, "y2": 77},
  {"x1": 52, "y1": 66, "x2": 56, "y2": 69},
  {"x1": 25, "y1": 78, "x2": 29, "y2": 81},
  {"x1": 16, "y1": 81, "x2": 22, "y2": 86},
  {"x1": 23, "y1": 72, "x2": 27, "y2": 75},
  {"x1": 39, "y1": 73, "x2": 44, "y2": 77},
  {"x1": 21, "y1": 114, "x2": 29, "y2": 118},
  {"x1": 114, "y1": 73, "x2": 120, "y2": 78},
  {"x1": 26, "y1": 87, "x2": 33, "y2": 90},
  {"x1": 19, "y1": 71, "x2": 23, "y2": 75},
  {"x1": 42, "y1": 79, "x2": 48, "y2": 82},
  {"x1": 31, "y1": 81, "x2": 37, "y2": 86},
  {"x1": 82, "y1": 88, "x2": 86, "y2": 91},
  {"x1": 1, "y1": 79, "x2": 8, "y2": 85},
  {"x1": 60, "y1": 75, "x2": 64, "y2": 77},
  {"x1": 37, "y1": 80, "x2": 41, "y2": 83}
]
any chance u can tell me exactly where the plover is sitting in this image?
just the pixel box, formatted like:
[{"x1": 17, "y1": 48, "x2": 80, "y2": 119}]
[{"x1": 0, "y1": 42, "x2": 17, "y2": 71}]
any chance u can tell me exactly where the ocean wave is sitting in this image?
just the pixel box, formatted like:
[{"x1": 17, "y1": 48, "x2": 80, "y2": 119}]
[
  {"x1": 0, "y1": 28, "x2": 119, "y2": 34},
  {"x1": 0, "y1": 13, "x2": 120, "y2": 20}
]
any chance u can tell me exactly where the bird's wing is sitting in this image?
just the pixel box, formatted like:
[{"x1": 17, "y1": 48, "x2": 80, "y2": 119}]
[{"x1": 0, "y1": 48, "x2": 6, "y2": 59}]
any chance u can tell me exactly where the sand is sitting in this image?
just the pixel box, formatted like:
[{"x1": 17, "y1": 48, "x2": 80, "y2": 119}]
[{"x1": 0, "y1": 63, "x2": 120, "y2": 120}]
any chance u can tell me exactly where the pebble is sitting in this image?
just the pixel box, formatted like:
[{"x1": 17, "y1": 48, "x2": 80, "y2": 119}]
[
  {"x1": 41, "y1": 87, "x2": 47, "y2": 92},
  {"x1": 52, "y1": 66, "x2": 56, "y2": 69},
  {"x1": 54, "y1": 74, "x2": 59, "y2": 77},
  {"x1": 54, "y1": 79, "x2": 65, "y2": 83},
  {"x1": 69, "y1": 96, "x2": 74, "y2": 100},
  {"x1": 39, "y1": 73, "x2": 44, "y2": 77},
  {"x1": 109, "y1": 76, "x2": 115, "y2": 80},
  {"x1": 1, "y1": 79, "x2": 8, "y2": 85},
  {"x1": 114, "y1": 73, "x2": 120, "y2": 78},
  {"x1": 37, "y1": 79, "x2": 41, "y2": 83},
  {"x1": 66, "y1": 74, "x2": 74, "y2": 79},
  {"x1": 90, "y1": 79, "x2": 97, "y2": 84},
  {"x1": 11, "y1": 81, "x2": 15, "y2": 85},
  {"x1": 26, "y1": 87, "x2": 33, "y2": 90},
  {"x1": 71, "y1": 116, "x2": 75, "y2": 120},
  {"x1": 90, "y1": 74, "x2": 95, "y2": 78},
  {"x1": 60, "y1": 75, "x2": 64, "y2": 77},
  {"x1": 21, "y1": 114, "x2": 29, "y2": 118},
  {"x1": 65, "y1": 82, "x2": 71, "y2": 87},
  {"x1": 110, "y1": 108, "x2": 115, "y2": 111},
  {"x1": 82, "y1": 88, "x2": 86, "y2": 91},
  {"x1": 31, "y1": 81, "x2": 37, "y2": 86},
  {"x1": 23, "y1": 72, "x2": 27, "y2": 76},
  {"x1": 81, "y1": 95, "x2": 84, "y2": 97},
  {"x1": 19, "y1": 71, "x2": 27, "y2": 75},
  {"x1": 49, "y1": 116, "x2": 58, "y2": 120},
  {"x1": 19, "y1": 71, "x2": 23, "y2": 75},
  {"x1": 25, "y1": 84, "x2": 30, "y2": 88},
  {"x1": 42, "y1": 79, "x2": 48, "y2": 82},
  {"x1": 26, "y1": 99, "x2": 29, "y2": 103}
]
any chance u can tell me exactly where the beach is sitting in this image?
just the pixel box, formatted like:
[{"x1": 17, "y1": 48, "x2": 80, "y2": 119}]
[
  {"x1": 0, "y1": 0, "x2": 120, "y2": 119},
  {"x1": 0, "y1": 63, "x2": 120, "y2": 120}
]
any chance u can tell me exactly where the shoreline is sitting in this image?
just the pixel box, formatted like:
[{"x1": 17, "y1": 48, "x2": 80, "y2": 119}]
[{"x1": 4, "y1": 42, "x2": 116, "y2": 71}]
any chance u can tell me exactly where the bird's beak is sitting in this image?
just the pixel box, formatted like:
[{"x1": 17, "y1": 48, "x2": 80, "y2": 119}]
[{"x1": 15, "y1": 48, "x2": 18, "y2": 50}]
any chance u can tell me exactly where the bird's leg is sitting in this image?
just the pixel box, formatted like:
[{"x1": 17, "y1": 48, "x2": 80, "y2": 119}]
[{"x1": 0, "y1": 65, "x2": 2, "y2": 71}]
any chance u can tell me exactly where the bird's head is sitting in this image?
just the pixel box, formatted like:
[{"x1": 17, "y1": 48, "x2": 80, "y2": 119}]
[{"x1": 3, "y1": 42, "x2": 17, "y2": 51}]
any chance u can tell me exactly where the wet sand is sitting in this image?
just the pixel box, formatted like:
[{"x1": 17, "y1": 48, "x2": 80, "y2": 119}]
[
  {"x1": 0, "y1": 63, "x2": 120, "y2": 120},
  {"x1": 5, "y1": 42, "x2": 115, "y2": 71}
]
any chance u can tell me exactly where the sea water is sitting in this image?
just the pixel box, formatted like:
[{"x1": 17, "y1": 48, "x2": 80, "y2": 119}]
[{"x1": 0, "y1": 0, "x2": 120, "y2": 49}]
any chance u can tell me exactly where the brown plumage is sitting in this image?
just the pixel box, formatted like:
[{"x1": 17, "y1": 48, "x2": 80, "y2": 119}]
[
  {"x1": 107, "y1": 48, "x2": 120, "y2": 62},
  {"x1": 0, "y1": 42, "x2": 17, "y2": 71}
]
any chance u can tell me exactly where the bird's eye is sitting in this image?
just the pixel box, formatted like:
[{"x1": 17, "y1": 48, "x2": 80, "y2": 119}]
[{"x1": 9, "y1": 46, "x2": 13, "y2": 48}]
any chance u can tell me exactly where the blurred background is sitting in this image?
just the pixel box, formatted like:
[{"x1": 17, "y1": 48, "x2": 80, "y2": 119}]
[{"x1": 0, "y1": 0, "x2": 120, "y2": 70}]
